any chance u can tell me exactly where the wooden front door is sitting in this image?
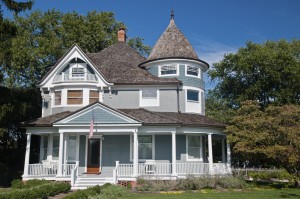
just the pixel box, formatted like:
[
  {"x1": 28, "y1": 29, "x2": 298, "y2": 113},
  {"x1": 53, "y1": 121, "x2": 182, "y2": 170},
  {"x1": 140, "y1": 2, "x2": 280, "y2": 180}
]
[{"x1": 87, "y1": 139, "x2": 101, "y2": 173}]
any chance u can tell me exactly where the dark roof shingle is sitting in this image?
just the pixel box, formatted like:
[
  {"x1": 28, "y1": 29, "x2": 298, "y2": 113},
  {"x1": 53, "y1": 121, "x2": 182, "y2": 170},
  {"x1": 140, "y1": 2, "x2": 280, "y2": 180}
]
[
  {"x1": 22, "y1": 111, "x2": 72, "y2": 127},
  {"x1": 87, "y1": 42, "x2": 180, "y2": 85}
]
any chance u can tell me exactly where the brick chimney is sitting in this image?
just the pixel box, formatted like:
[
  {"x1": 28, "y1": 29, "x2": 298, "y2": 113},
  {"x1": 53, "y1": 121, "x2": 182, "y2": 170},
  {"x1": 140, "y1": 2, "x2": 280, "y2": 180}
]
[{"x1": 118, "y1": 28, "x2": 126, "y2": 42}]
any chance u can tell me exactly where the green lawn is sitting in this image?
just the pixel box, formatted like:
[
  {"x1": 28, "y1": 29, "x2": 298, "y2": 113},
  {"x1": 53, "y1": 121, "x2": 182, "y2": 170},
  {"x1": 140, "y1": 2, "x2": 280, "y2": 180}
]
[{"x1": 123, "y1": 189, "x2": 300, "y2": 199}]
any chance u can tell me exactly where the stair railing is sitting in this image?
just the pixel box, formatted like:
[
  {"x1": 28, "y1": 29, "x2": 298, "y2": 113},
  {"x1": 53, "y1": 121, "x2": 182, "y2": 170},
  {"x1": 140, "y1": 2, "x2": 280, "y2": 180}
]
[{"x1": 71, "y1": 161, "x2": 79, "y2": 186}]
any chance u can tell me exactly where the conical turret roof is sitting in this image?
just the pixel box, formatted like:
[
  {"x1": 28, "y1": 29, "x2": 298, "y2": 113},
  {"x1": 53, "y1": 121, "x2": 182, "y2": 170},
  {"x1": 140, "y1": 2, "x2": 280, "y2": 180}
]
[{"x1": 147, "y1": 18, "x2": 199, "y2": 61}]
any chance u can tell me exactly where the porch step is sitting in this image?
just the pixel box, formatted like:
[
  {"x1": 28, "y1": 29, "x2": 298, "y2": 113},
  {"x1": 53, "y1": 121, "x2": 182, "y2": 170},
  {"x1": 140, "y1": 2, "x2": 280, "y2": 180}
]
[{"x1": 72, "y1": 176, "x2": 114, "y2": 190}]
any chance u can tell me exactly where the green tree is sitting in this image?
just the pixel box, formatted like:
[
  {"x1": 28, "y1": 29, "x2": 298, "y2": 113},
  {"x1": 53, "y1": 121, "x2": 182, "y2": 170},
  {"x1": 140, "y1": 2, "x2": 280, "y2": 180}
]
[
  {"x1": 127, "y1": 37, "x2": 151, "y2": 58},
  {"x1": 2, "y1": 10, "x2": 151, "y2": 87},
  {"x1": 226, "y1": 101, "x2": 300, "y2": 187},
  {"x1": 209, "y1": 40, "x2": 300, "y2": 108}
]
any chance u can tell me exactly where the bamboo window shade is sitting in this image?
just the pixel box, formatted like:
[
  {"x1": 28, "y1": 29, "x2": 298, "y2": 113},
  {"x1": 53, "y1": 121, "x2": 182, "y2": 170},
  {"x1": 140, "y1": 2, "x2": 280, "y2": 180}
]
[
  {"x1": 89, "y1": 90, "x2": 99, "y2": 104},
  {"x1": 54, "y1": 91, "x2": 61, "y2": 105},
  {"x1": 67, "y1": 90, "x2": 83, "y2": 104}
]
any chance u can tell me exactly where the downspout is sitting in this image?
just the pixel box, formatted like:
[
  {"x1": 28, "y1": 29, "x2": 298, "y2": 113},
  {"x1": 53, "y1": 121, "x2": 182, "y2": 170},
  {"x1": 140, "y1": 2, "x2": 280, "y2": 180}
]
[{"x1": 177, "y1": 82, "x2": 180, "y2": 113}]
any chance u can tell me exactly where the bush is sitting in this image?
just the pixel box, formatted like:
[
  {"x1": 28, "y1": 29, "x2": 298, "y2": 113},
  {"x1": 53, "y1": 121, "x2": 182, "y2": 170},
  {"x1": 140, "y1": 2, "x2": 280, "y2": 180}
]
[
  {"x1": 64, "y1": 185, "x2": 102, "y2": 199},
  {"x1": 248, "y1": 170, "x2": 293, "y2": 181},
  {"x1": 0, "y1": 181, "x2": 70, "y2": 199},
  {"x1": 135, "y1": 176, "x2": 248, "y2": 192},
  {"x1": 91, "y1": 184, "x2": 128, "y2": 199},
  {"x1": 11, "y1": 179, "x2": 24, "y2": 189}
]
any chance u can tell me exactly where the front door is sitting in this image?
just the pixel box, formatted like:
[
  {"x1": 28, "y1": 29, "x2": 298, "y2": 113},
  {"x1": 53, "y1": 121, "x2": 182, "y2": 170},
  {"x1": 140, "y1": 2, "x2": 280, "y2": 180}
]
[{"x1": 87, "y1": 139, "x2": 101, "y2": 173}]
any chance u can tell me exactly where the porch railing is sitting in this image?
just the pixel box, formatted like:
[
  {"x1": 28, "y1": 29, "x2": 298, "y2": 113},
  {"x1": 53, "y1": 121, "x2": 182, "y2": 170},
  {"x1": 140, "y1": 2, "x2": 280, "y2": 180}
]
[
  {"x1": 53, "y1": 74, "x2": 97, "y2": 83},
  {"x1": 28, "y1": 163, "x2": 58, "y2": 176},
  {"x1": 70, "y1": 162, "x2": 79, "y2": 186},
  {"x1": 28, "y1": 162, "x2": 77, "y2": 177},
  {"x1": 115, "y1": 162, "x2": 229, "y2": 178},
  {"x1": 176, "y1": 163, "x2": 210, "y2": 175}
]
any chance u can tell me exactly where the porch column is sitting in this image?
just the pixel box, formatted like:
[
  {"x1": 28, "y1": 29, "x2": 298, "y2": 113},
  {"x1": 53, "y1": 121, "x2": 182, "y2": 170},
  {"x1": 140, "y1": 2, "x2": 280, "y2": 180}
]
[
  {"x1": 227, "y1": 142, "x2": 232, "y2": 173},
  {"x1": 222, "y1": 137, "x2": 226, "y2": 163},
  {"x1": 57, "y1": 132, "x2": 64, "y2": 177},
  {"x1": 171, "y1": 131, "x2": 177, "y2": 176},
  {"x1": 208, "y1": 133, "x2": 214, "y2": 174},
  {"x1": 133, "y1": 130, "x2": 138, "y2": 177},
  {"x1": 23, "y1": 133, "x2": 31, "y2": 177}
]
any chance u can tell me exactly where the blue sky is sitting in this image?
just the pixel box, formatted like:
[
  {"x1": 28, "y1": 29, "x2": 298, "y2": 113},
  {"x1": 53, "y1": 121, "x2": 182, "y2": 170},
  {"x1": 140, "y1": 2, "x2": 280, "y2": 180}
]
[{"x1": 4, "y1": 0, "x2": 300, "y2": 89}]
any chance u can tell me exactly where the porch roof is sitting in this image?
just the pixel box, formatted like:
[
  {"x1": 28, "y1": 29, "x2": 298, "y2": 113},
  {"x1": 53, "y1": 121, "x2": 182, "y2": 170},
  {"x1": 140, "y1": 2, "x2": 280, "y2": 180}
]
[{"x1": 22, "y1": 107, "x2": 225, "y2": 128}]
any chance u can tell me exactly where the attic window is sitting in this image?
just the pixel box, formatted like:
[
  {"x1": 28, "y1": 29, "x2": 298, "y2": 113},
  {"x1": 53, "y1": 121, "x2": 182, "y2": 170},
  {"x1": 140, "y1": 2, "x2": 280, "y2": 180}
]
[
  {"x1": 70, "y1": 63, "x2": 85, "y2": 79},
  {"x1": 160, "y1": 65, "x2": 178, "y2": 76},
  {"x1": 186, "y1": 65, "x2": 200, "y2": 78}
]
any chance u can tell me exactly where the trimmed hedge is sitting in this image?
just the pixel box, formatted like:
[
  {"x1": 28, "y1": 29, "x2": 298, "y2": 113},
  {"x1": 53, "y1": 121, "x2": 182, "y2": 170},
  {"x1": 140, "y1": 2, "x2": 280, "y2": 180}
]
[{"x1": 0, "y1": 181, "x2": 70, "y2": 199}]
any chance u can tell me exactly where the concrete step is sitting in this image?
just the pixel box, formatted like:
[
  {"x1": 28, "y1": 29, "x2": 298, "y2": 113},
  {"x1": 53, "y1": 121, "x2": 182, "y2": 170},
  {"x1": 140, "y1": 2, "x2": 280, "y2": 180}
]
[{"x1": 72, "y1": 177, "x2": 114, "y2": 190}]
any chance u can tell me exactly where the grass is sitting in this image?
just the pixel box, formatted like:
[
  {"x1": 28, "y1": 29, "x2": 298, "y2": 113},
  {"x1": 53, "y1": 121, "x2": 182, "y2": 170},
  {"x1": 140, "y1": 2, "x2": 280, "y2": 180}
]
[{"x1": 123, "y1": 189, "x2": 300, "y2": 199}]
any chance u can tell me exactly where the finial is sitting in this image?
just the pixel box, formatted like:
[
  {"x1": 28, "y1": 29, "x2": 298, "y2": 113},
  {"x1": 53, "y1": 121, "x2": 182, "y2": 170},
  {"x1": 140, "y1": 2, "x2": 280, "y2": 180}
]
[{"x1": 171, "y1": 9, "x2": 174, "y2": 20}]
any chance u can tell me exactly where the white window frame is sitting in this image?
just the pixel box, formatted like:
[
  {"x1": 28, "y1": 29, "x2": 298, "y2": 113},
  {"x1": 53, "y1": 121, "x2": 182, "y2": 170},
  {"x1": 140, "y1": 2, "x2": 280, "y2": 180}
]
[
  {"x1": 185, "y1": 65, "x2": 201, "y2": 78},
  {"x1": 139, "y1": 89, "x2": 159, "y2": 107},
  {"x1": 53, "y1": 90, "x2": 62, "y2": 107},
  {"x1": 159, "y1": 64, "x2": 179, "y2": 77},
  {"x1": 67, "y1": 89, "x2": 83, "y2": 106},
  {"x1": 130, "y1": 134, "x2": 155, "y2": 162},
  {"x1": 186, "y1": 134, "x2": 203, "y2": 161},
  {"x1": 187, "y1": 89, "x2": 200, "y2": 102},
  {"x1": 69, "y1": 63, "x2": 87, "y2": 79},
  {"x1": 66, "y1": 134, "x2": 78, "y2": 162}
]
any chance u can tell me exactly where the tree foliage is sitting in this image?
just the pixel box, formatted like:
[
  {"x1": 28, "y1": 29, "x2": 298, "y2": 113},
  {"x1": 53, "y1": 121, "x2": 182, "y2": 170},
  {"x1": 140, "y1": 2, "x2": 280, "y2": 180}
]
[
  {"x1": 209, "y1": 40, "x2": 300, "y2": 108},
  {"x1": 1, "y1": 10, "x2": 151, "y2": 87},
  {"x1": 226, "y1": 101, "x2": 300, "y2": 184}
]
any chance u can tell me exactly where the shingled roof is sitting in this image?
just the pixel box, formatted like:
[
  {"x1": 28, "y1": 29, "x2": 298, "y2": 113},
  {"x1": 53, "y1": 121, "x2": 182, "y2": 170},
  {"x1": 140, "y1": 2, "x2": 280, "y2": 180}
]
[
  {"x1": 144, "y1": 19, "x2": 200, "y2": 63},
  {"x1": 23, "y1": 107, "x2": 225, "y2": 129},
  {"x1": 87, "y1": 42, "x2": 180, "y2": 85}
]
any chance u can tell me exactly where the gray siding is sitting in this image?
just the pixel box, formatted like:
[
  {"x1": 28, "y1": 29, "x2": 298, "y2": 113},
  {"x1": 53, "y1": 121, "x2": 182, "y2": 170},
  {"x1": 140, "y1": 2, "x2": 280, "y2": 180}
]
[
  {"x1": 146, "y1": 89, "x2": 178, "y2": 112},
  {"x1": 155, "y1": 135, "x2": 172, "y2": 162},
  {"x1": 43, "y1": 93, "x2": 51, "y2": 117},
  {"x1": 103, "y1": 90, "x2": 139, "y2": 109},
  {"x1": 176, "y1": 135, "x2": 186, "y2": 162},
  {"x1": 179, "y1": 89, "x2": 186, "y2": 113},
  {"x1": 102, "y1": 135, "x2": 131, "y2": 166}
]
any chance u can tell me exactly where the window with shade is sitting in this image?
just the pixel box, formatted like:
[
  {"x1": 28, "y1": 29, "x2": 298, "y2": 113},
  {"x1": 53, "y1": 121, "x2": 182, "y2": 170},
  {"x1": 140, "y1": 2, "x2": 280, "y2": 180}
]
[
  {"x1": 89, "y1": 90, "x2": 99, "y2": 104},
  {"x1": 131, "y1": 135, "x2": 154, "y2": 160},
  {"x1": 67, "y1": 136, "x2": 77, "y2": 161},
  {"x1": 67, "y1": 90, "x2": 83, "y2": 105},
  {"x1": 52, "y1": 135, "x2": 59, "y2": 159},
  {"x1": 160, "y1": 65, "x2": 178, "y2": 76},
  {"x1": 42, "y1": 135, "x2": 48, "y2": 160},
  {"x1": 54, "y1": 91, "x2": 61, "y2": 106},
  {"x1": 186, "y1": 65, "x2": 200, "y2": 78}
]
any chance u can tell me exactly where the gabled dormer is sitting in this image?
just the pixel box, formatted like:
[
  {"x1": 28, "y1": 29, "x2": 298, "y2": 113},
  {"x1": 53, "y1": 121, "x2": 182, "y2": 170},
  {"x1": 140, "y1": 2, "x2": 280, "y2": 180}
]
[{"x1": 39, "y1": 45, "x2": 113, "y2": 117}]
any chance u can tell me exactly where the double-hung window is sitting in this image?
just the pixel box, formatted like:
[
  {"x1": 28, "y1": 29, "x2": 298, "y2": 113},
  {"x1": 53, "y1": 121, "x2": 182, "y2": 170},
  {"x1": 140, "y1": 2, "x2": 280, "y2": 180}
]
[
  {"x1": 131, "y1": 135, "x2": 154, "y2": 160},
  {"x1": 140, "y1": 89, "x2": 159, "y2": 107},
  {"x1": 160, "y1": 65, "x2": 178, "y2": 76},
  {"x1": 42, "y1": 135, "x2": 48, "y2": 160},
  {"x1": 67, "y1": 136, "x2": 77, "y2": 161},
  {"x1": 186, "y1": 65, "x2": 200, "y2": 78},
  {"x1": 67, "y1": 90, "x2": 83, "y2": 105},
  {"x1": 187, "y1": 135, "x2": 202, "y2": 160},
  {"x1": 52, "y1": 135, "x2": 59, "y2": 160},
  {"x1": 54, "y1": 91, "x2": 61, "y2": 106}
]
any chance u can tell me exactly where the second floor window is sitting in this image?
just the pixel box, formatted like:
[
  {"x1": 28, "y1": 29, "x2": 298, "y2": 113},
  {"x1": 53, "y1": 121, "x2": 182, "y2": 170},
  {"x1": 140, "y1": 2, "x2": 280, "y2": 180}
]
[
  {"x1": 54, "y1": 91, "x2": 61, "y2": 106},
  {"x1": 67, "y1": 90, "x2": 83, "y2": 105},
  {"x1": 140, "y1": 89, "x2": 159, "y2": 107},
  {"x1": 160, "y1": 65, "x2": 178, "y2": 76},
  {"x1": 186, "y1": 65, "x2": 200, "y2": 77},
  {"x1": 89, "y1": 90, "x2": 99, "y2": 104},
  {"x1": 187, "y1": 90, "x2": 199, "y2": 102}
]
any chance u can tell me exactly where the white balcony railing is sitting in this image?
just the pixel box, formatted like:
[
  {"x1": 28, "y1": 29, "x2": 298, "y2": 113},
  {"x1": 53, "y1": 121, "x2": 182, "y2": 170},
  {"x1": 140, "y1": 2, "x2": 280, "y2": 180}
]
[
  {"x1": 53, "y1": 74, "x2": 97, "y2": 83},
  {"x1": 117, "y1": 164, "x2": 134, "y2": 177},
  {"x1": 28, "y1": 162, "x2": 77, "y2": 177},
  {"x1": 176, "y1": 163, "x2": 210, "y2": 175},
  {"x1": 138, "y1": 163, "x2": 171, "y2": 176}
]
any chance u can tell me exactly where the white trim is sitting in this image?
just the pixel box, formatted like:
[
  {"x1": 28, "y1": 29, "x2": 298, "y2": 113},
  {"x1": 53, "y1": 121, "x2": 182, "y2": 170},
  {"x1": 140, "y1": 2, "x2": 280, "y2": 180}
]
[
  {"x1": 186, "y1": 134, "x2": 203, "y2": 162},
  {"x1": 52, "y1": 89, "x2": 62, "y2": 107},
  {"x1": 69, "y1": 63, "x2": 86, "y2": 79},
  {"x1": 158, "y1": 64, "x2": 179, "y2": 77},
  {"x1": 76, "y1": 134, "x2": 80, "y2": 162},
  {"x1": 130, "y1": 134, "x2": 155, "y2": 162},
  {"x1": 139, "y1": 89, "x2": 160, "y2": 107},
  {"x1": 185, "y1": 65, "x2": 201, "y2": 78}
]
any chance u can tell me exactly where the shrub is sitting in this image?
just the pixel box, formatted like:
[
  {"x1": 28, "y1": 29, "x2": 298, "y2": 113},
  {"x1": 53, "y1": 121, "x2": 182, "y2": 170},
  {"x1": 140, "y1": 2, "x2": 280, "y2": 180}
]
[
  {"x1": 0, "y1": 182, "x2": 70, "y2": 199},
  {"x1": 92, "y1": 184, "x2": 128, "y2": 199},
  {"x1": 248, "y1": 170, "x2": 293, "y2": 181},
  {"x1": 64, "y1": 185, "x2": 102, "y2": 199},
  {"x1": 11, "y1": 179, "x2": 24, "y2": 189}
]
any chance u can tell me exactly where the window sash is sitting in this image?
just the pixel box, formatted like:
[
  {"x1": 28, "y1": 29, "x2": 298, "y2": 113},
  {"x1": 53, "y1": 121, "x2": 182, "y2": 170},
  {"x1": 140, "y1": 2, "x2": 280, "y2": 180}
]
[
  {"x1": 131, "y1": 135, "x2": 153, "y2": 160},
  {"x1": 161, "y1": 65, "x2": 177, "y2": 75},
  {"x1": 42, "y1": 135, "x2": 48, "y2": 160},
  {"x1": 89, "y1": 90, "x2": 99, "y2": 104},
  {"x1": 67, "y1": 136, "x2": 76, "y2": 161},
  {"x1": 53, "y1": 135, "x2": 59, "y2": 158},
  {"x1": 67, "y1": 90, "x2": 83, "y2": 105},
  {"x1": 142, "y1": 89, "x2": 157, "y2": 99},
  {"x1": 187, "y1": 135, "x2": 201, "y2": 159},
  {"x1": 187, "y1": 90, "x2": 199, "y2": 102},
  {"x1": 187, "y1": 66, "x2": 199, "y2": 76},
  {"x1": 54, "y1": 91, "x2": 61, "y2": 106}
]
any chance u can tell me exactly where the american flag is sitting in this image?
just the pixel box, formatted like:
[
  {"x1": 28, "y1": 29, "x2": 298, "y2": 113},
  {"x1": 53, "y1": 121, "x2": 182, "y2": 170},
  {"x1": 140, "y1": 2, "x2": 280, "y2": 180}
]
[{"x1": 89, "y1": 109, "x2": 95, "y2": 139}]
